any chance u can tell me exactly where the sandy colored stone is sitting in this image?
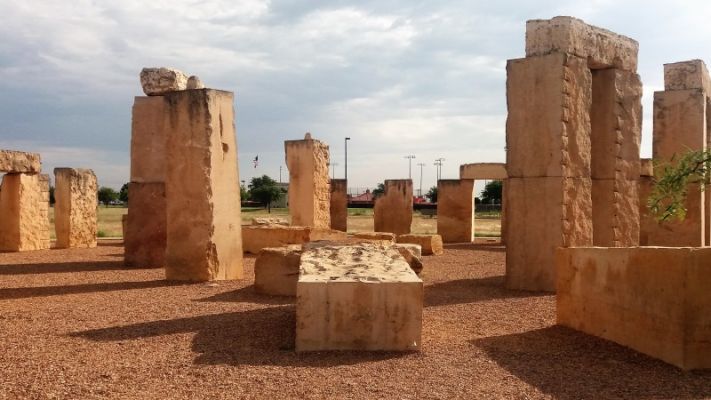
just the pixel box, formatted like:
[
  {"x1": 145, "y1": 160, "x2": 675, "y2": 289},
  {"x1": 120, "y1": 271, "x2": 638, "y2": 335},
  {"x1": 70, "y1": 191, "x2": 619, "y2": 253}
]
[
  {"x1": 284, "y1": 134, "x2": 330, "y2": 229},
  {"x1": 251, "y1": 217, "x2": 289, "y2": 226},
  {"x1": 393, "y1": 243, "x2": 423, "y2": 275},
  {"x1": 140, "y1": 67, "x2": 188, "y2": 96},
  {"x1": 130, "y1": 96, "x2": 166, "y2": 183},
  {"x1": 329, "y1": 179, "x2": 347, "y2": 231},
  {"x1": 459, "y1": 163, "x2": 507, "y2": 180},
  {"x1": 664, "y1": 60, "x2": 711, "y2": 93},
  {"x1": 640, "y1": 158, "x2": 653, "y2": 177},
  {"x1": 53, "y1": 168, "x2": 97, "y2": 249},
  {"x1": 254, "y1": 245, "x2": 302, "y2": 296},
  {"x1": 0, "y1": 150, "x2": 41, "y2": 173},
  {"x1": 309, "y1": 229, "x2": 348, "y2": 241},
  {"x1": 296, "y1": 243, "x2": 423, "y2": 352},
  {"x1": 352, "y1": 231, "x2": 396, "y2": 244},
  {"x1": 125, "y1": 182, "x2": 166, "y2": 268},
  {"x1": 506, "y1": 53, "x2": 591, "y2": 178},
  {"x1": 557, "y1": 247, "x2": 711, "y2": 370},
  {"x1": 187, "y1": 75, "x2": 205, "y2": 90},
  {"x1": 242, "y1": 225, "x2": 311, "y2": 254},
  {"x1": 0, "y1": 173, "x2": 50, "y2": 252},
  {"x1": 591, "y1": 178, "x2": 639, "y2": 247},
  {"x1": 396, "y1": 234, "x2": 443, "y2": 256},
  {"x1": 525, "y1": 16, "x2": 638, "y2": 71},
  {"x1": 374, "y1": 179, "x2": 413, "y2": 235},
  {"x1": 505, "y1": 177, "x2": 592, "y2": 292},
  {"x1": 437, "y1": 179, "x2": 475, "y2": 243},
  {"x1": 638, "y1": 174, "x2": 655, "y2": 246},
  {"x1": 164, "y1": 89, "x2": 243, "y2": 281}
]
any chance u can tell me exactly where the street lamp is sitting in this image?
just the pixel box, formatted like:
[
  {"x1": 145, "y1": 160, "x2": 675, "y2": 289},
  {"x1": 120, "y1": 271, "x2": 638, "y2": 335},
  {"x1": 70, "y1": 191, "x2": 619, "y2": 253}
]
[
  {"x1": 434, "y1": 158, "x2": 445, "y2": 181},
  {"x1": 345, "y1": 137, "x2": 351, "y2": 181},
  {"x1": 404, "y1": 155, "x2": 416, "y2": 179},
  {"x1": 417, "y1": 163, "x2": 426, "y2": 197}
]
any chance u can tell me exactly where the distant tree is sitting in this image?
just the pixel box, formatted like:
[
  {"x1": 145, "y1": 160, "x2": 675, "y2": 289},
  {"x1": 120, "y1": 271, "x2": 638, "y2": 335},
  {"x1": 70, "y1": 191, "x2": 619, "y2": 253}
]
[
  {"x1": 249, "y1": 175, "x2": 283, "y2": 213},
  {"x1": 372, "y1": 183, "x2": 386, "y2": 198},
  {"x1": 240, "y1": 182, "x2": 249, "y2": 201},
  {"x1": 98, "y1": 187, "x2": 118, "y2": 206},
  {"x1": 426, "y1": 186, "x2": 438, "y2": 203},
  {"x1": 481, "y1": 180, "x2": 503, "y2": 204},
  {"x1": 119, "y1": 183, "x2": 129, "y2": 203},
  {"x1": 49, "y1": 186, "x2": 55, "y2": 205}
]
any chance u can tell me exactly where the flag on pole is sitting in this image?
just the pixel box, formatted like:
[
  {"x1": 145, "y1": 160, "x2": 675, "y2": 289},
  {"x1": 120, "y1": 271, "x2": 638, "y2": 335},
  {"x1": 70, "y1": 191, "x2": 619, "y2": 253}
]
[{"x1": 253, "y1": 155, "x2": 259, "y2": 168}]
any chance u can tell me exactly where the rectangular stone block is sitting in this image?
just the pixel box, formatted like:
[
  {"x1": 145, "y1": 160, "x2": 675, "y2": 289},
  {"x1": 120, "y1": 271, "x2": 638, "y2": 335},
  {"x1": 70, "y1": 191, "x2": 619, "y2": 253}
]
[
  {"x1": 125, "y1": 182, "x2": 166, "y2": 268},
  {"x1": 396, "y1": 234, "x2": 443, "y2": 256},
  {"x1": 506, "y1": 53, "x2": 591, "y2": 178},
  {"x1": 0, "y1": 173, "x2": 50, "y2": 251},
  {"x1": 640, "y1": 158, "x2": 653, "y2": 177},
  {"x1": 557, "y1": 247, "x2": 711, "y2": 370},
  {"x1": 285, "y1": 135, "x2": 330, "y2": 229},
  {"x1": 505, "y1": 177, "x2": 592, "y2": 292},
  {"x1": 242, "y1": 225, "x2": 311, "y2": 254},
  {"x1": 459, "y1": 163, "x2": 507, "y2": 180},
  {"x1": 526, "y1": 16, "x2": 638, "y2": 71},
  {"x1": 591, "y1": 178, "x2": 639, "y2": 247},
  {"x1": 164, "y1": 89, "x2": 243, "y2": 281},
  {"x1": 437, "y1": 179, "x2": 474, "y2": 243},
  {"x1": 352, "y1": 231, "x2": 396, "y2": 244},
  {"x1": 374, "y1": 179, "x2": 413, "y2": 235},
  {"x1": 130, "y1": 96, "x2": 166, "y2": 183},
  {"x1": 0, "y1": 150, "x2": 41, "y2": 173},
  {"x1": 54, "y1": 168, "x2": 98, "y2": 249},
  {"x1": 664, "y1": 60, "x2": 711, "y2": 93},
  {"x1": 329, "y1": 179, "x2": 347, "y2": 231},
  {"x1": 254, "y1": 245, "x2": 302, "y2": 296},
  {"x1": 296, "y1": 243, "x2": 423, "y2": 352}
]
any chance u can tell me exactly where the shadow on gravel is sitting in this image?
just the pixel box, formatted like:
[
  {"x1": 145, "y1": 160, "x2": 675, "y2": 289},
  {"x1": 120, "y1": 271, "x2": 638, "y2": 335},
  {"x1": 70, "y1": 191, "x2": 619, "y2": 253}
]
[
  {"x1": 0, "y1": 280, "x2": 183, "y2": 300},
  {"x1": 73, "y1": 306, "x2": 412, "y2": 367},
  {"x1": 197, "y1": 285, "x2": 294, "y2": 306},
  {"x1": 0, "y1": 260, "x2": 128, "y2": 276},
  {"x1": 425, "y1": 276, "x2": 548, "y2": 307},
  {"x1": 472, "y1": 326, "x2": 711, "y2": 399}
]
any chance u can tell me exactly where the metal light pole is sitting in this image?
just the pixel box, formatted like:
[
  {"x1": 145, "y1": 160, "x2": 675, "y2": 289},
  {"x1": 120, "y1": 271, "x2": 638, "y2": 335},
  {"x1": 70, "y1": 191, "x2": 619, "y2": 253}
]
[
  {"x1": 279, "y1": 166, "x2": 282, "y2": 183},
  {"x1": 417, "y1": 162, "x2": 425, "y2": 197},
  {"x1": 404, "y1": 155, "x2": 416, "y2": 179},
  {"x1": 345, "y1": 137, "x2": 351, "y2": 181},
  {"x1": 331, "y1": 162, "x2": 339, "y2": 179},
  {"x1": 434, "y1": 158, "x2": 445, "y2": 181}
]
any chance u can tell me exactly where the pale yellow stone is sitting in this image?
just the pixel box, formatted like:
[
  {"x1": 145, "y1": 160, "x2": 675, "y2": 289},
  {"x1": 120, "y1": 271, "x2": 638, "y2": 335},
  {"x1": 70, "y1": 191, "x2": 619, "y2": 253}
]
[
  {"x1": 396, "y1": 234, "x2": 443, "y2": 256},
  {"x1": 0, "y1": 173, "x2": 50, "y2": 251},
  {"x1": 285, "y1": 134, "x2": 330, "y2": 229},
  {"x1": 254, "y1": 245, "x2": 302, "y2": 296},
  {"x1": 459, "y1": 163, "x2": 507, "y2": 180},
  {"x1": 251, "y1": 217, "x2": 289, "y2": 226},
  {"x1": 54, "y1": 168, "x2": 97, "y2": 249},
  {"x1": 0, "y1": 150, "x2": 41, "y2": 173},
  {"x1": 373, "y1": 179, "x2": 413, "y2": 235},
  {"x1": 242, "y1": 225, "x2": 310, "y2": 254},
  {"x1": 437, "y1": 179, "x2": 474, "y2": 243},
  {"x1": 140, "y1": 67, "x2": 187, "y2": 95}
]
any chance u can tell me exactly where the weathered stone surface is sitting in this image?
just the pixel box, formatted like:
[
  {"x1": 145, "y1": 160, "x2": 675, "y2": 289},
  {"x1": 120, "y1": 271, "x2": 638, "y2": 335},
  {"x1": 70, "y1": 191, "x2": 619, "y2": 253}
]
[
  {"x1": 0, "y1": 150, "x2": 41, "y2": 173},
  {"x1": 251, "y1": 217, "x2": 289, "y2": 226},
  {"x1": 396, "y1": 234, "x2": 443, "y2": 256},
  {"x1": 640, "y1": 158, "x2": 653, "y2": 177},
  {"x1": 505, "y1": 177, "x2": 593, "y2": 292},
  {"x1": 638, "y1": 174, "x2": 655, "y2": 246},
  {"x1": 285, "y1": 134, "x2": 330, "y2": 229},
  {"x1": 0, "y1": 173, "x2": 50, "y2": 252},
  {"x1": 330, "y1": 179, "x2": 347, "y2": 232},
  {"x1": 187, "y1": 75, "x2": 205, "y2": 90},
  {"x1": 437, "y1": 179, "x2": 475, "y2": 243},
  {"x1": 164, "y1": 89, "x2": 243, "y2": 281},
  {"x1": 664, "y1": 60, "x2": 711, "y2": 93},
  {"x1": 374, "y1": 179, "x2": 413, "y2": 235},
  {"x1": 296, "y1": 243, "x2": 423, "y2": 352},
  {"x1": 459, "y1": 163, "x2": 507, "y2": 180},
  {"x1": 526, "y1": 16, "x2": 638, "y2": 71},
  {"x1": 130, "y1": 96, "x2": 166, "y2": 183},
  {"x1": 393, "y1": 243, "x2": 423, "y2": 275},
  {"x1": 254, "y1": 245, "x2": 302, "y2": 296},
  {"x1": 140, "y1": 67, "x2": 188, "y2": 96},
  {"x1": 242, "y1": 225, "x2": 311, "y2": 254},
  {"x1": 54, "y1": 168, "x2": 98, "y2": 249},
  {"x1": 591, "y1": 178, "x2": 639, "y2": 247},
  {"x1": 557, "y1": 247, "x2": 711, "y2": 370},
  {"x1": 310, "y1": 229, "x2": 348, "y2": 241},
  {"x1": 125, "y1": 182, "x2": 166, "y2": 268},
  {"x1": 506, "y1": 53, "x2": 591, "y2": 178},
  {"x1": 352, "y1": 231, "x2": 396, "y2": 244}
]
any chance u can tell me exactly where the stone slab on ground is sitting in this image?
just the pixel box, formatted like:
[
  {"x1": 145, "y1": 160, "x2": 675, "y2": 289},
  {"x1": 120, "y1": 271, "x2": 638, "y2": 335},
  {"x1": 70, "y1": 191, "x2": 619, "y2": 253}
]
[
  {"x1": 396, "y1": 234, "x2": 444, "y2": 256},
  {"x1": 254, "y1": 245, "x2": 302, "y2": 296},
  {"x1": 0, "y1": 173, "x2": 50, "y2": 252},
  {"x1": 352, "y1": 231, "x2": 396, "y2": 245},
  {"x1": 0, "y1": 150, "x2": 41, "y2": 173},
  {"x1": 296, "y1": 243, "x2": 423, "y2": 352},
  {"x1": 242, "y1": 225, "x2": 311, "y2": 254}
]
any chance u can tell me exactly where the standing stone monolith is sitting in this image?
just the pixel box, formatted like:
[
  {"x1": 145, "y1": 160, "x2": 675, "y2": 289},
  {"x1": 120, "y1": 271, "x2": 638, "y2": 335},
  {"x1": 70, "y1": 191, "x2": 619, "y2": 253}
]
[
  {"x1": 54, "y1": 168, "x2": 98, "y2": 249},
  {"x1": 330, "y1": 179, "x2": 347, "y2": 232},
  {"x1": 437, "y1": 179, "x2": 475, "y2": 243},
  {"x1": 284, "y1": 134, "x2": 330, "y2": 229},
  {"x1": 0, "y1": 172, "x2": 50, "y2": 252},
  {"x1": 374, "y1": 179, "x2": 413, "y2": 235},
  {"x1": 164, "y1": 89, "x2": 243, "y2": 281}
]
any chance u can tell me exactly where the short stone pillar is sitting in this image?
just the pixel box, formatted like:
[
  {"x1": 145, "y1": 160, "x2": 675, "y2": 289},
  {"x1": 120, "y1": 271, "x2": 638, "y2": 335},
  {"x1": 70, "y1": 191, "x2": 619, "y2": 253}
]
[
  {"x1": 164, "y1": 89, "x2": 243, "y2": 281},
  {"x1": 330, "y1": 179, "x2": 347, "y2": 232},
  {"x1": 437, "y1": 179, "x2": 475, "y2": 243},
  {"x1": 374, "y1": 179, "x2": 413, "y2": 235},
  {"x1": 0, "y1": 172, "x2": 50, "y2": 252},
  {"x1": 54, "y1": 168, "x2": 98, "y2": 249},
  {"x1": 284, "y1": 134, "x2": 330, "y2": 229}
]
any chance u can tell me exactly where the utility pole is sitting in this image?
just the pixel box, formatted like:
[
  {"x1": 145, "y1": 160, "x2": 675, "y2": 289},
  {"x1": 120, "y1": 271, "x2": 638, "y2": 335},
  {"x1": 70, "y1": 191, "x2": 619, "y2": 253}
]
[
  {"x1": 404, "y1": 155, "x2": 416, "y2": 179},
  {"x1": 434, "y1": 158, "x2": 445, "y2": 181},
  {"x1": 279, "y1": 166, "x2": 282, "y2": 183},
  {"x1": 331, "y1": 162, "x2": 339, "y2": 179},
  {"x1": 345, "y1": 137, "x2": 351, "y2": 180},
  {"x1": 417, "y1": 162, "x2": 426, "y2": 197}
]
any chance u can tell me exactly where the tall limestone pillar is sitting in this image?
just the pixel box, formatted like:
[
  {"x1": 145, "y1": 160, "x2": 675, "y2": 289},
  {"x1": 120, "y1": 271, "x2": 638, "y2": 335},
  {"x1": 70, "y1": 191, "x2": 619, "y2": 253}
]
[
  {"x1": 437, "y1": 179, "x2": 475, "y2": 243},
  {"x1": 284, "y1": 134, "x2": 330, "y2": 229},
  {"x1": 54, "y1": 168, "x2": 98, "y2": 249}
]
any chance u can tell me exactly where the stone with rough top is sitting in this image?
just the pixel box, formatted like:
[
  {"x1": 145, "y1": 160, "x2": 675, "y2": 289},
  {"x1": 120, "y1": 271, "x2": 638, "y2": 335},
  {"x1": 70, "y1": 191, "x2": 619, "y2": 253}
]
[
  {"x1": 242, "y1": 225, "x2": 311, "y2": 254},
  {"x1": 0, "y1": 173, "x2": 50, "y2": 252},
  {"x1": 251, "y1": 217, "x2": 289, "y2": 226},
  {"x1": 140, "y1": 67, "x2": 188, "y2": 96},
  {"x1": 459, "y1": 163, "x2": 507, "y2": 180},
  {"x1": 255, "y1": 245, "x2": 302, "y2": 296},
  {"x1": 396, "y1": 234, "x2": 443, "y2": 256},
  {"x1": 54, "y1": 168, "x2": 98, "y2": 249},
  {"x1": 285, "y1": 135, "x2": 330, "y2": 229},
  {"x1": 352, "y1": 231, "x2": 396, "y2": 244},
  {"x1": 0, "y1": 150, "x2": 41, "y2": 173},
  {"x1": 664, "y1": 60, "x2": 711, "y2": 93}
]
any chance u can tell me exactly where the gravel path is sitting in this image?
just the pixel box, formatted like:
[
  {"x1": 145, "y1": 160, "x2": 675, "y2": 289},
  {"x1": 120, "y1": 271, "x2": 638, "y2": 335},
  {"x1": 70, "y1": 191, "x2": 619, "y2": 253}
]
[{"x1": 1, "y1": 242, "x2": 709, "y2": 399}]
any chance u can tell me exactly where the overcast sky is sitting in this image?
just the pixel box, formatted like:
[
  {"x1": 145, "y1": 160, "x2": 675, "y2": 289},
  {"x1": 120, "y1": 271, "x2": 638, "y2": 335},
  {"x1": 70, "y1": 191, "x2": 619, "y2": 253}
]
[{"x1": 2, "y1": 0, "x2": 711, "y2": 194}]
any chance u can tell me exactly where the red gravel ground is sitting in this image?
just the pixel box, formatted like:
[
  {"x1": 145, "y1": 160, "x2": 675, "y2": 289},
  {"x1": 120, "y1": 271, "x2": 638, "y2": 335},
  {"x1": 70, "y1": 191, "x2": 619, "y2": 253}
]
[{"x1": 1, "y1": 242, "x2": 710, "y2": 399}]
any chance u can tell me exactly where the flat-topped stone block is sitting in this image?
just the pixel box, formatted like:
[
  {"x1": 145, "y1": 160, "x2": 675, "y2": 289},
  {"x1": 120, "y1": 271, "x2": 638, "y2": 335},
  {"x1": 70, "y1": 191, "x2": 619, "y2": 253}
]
[
  {"x1": 0, "y1": 150, "x2": 41, "y2": 173},
  {"x1": 374, "y1": 179, "x2": 413, "y2": 235},
  {"x1": 130, "y1": 96, "x2": 166, "y2": 183},
  {"x1": 459, "y1": 163, "x2": 507, "y2": 180},
  {"x1": 664, "y1": 60, "x2": 711, "y2": 93},
  {"x1": 251, "y1": 217, "x2": 289, "y2": 226},
  {"x1": 284, "y1": 134, "x2": 331, "y2": 229},
  {"x1": 0, "y1": 173, "x2": 50, "y2": 252},
  {"x1": 296, "y1": 243, "x2": 423, "y2": 352},
  {"x1": 352, "y1": 231, "x2": 396, "y2": 244},
  {"x1": 254, "y1": 245, "x2": 302, "y2": 296},
  {"x1": 54, "y1": 168, "x2": 98, "y2": 249},
  {"x1": 396, "y1": 234, "x2": 443, "y2": 256},
  {"x1": 557, "y1": 247, "x2": 711, "y2": 370},
  {"x1": 526, "y1": 16, "x2": 638, "y2": 71},
  {"x1": 242, "y1": 224, "x2": 311, "y2": 254},
  {"x1": 393, "y1": 243, "x2": 423, "y2": 275}
]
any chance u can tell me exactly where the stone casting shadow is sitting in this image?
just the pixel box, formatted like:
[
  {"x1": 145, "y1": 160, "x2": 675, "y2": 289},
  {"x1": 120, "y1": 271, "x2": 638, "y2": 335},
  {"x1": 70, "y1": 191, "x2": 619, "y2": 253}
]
[
  {"x1": 472, "y1": 326, "x2": 711, "y2": 399},
  {"x1": 197, "y1": 284, "x2": 294, "y2": 306},
  {"x1": 73, "y1": 306, "x2": 411, "y2": 367},
  {"x1": 0, "y1": 280, "x2": 184, "y2": 300},
  {"x1": 0, "y1": 260, "x2": 128, "y2": 276},
  {"x1": 425, "y1": 276, "x2": 548, "y2": 307}
]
